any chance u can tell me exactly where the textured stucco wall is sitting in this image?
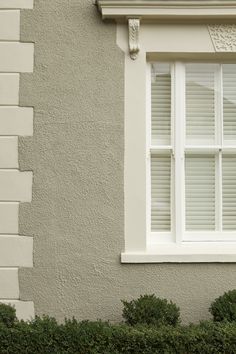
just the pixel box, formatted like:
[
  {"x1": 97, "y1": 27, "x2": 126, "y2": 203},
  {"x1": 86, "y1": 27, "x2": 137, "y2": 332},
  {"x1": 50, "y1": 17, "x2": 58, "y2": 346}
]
[{"x1": 19, "y1": 0, "x2": 236, "y2": 324}]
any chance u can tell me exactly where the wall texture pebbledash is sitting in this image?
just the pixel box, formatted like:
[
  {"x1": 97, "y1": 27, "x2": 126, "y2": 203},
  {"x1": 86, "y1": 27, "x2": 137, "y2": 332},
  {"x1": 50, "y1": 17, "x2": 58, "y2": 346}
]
[{"x1": 17, "y1": 0, "x2": 236, "y2": 324}]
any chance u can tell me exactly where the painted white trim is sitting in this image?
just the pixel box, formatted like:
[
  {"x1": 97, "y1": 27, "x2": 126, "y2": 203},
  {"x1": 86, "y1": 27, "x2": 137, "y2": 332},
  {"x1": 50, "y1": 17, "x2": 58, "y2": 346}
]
[
  {"x1": 97, "y1": 0, "x2": 236, "y2": 21},
  {"x1": 116, "y1": 18, "x2": 236, "y2": 262},
  {"x1": 184, "y1": 231, "x2": 236, "y2": 242},
  {"x1": 121, "y1": 251, "x2": 236, "y2": 263},
  {"x1": 174, "y1": 62, "x2": 185, "y2": 243},
  {"x1": 216, "y1": 65, "x2": 223, "y2": 231},
  {"x1": 146, "y1": 63, "x2": 151, "y2": 247},
  {"x1": 149, "y1": 232, "x2": 173, "y2": 243},
  {"x1": 122, "y1": 241, "x2": 236, "y2": 263},
  {"x1": 124, "y1": 52, "x2": 147, "y2": 252}
]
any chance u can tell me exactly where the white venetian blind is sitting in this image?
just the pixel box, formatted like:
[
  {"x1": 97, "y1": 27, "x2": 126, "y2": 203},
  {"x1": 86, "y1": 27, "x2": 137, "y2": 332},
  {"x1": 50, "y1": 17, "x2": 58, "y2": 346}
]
[
  {"x1": 151, "y1": 63, "x2": 171, "y2": 145},
  {"x1": 186, "y1": 64, "x2": 216, "y2": 145},
  {"x1": 151, "y1": 155, "x2": 171, "y2": 231},
  {"x1": 185, "y1": 155, "x2": 216, "y2": 231},
  {"x1": 222, "y1": 155, "x2": 236, "y2": 230},
  {"x1": 223, "y1": 64, "x2": 236, "y2": 144}
]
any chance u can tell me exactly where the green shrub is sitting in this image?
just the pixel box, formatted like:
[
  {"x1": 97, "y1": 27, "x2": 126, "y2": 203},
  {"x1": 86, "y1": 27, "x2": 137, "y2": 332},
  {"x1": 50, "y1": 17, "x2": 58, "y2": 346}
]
[
  {"x1": 183, "y1": 321, "x2": 236, "y2": 354},
  {"x1": 210, "y1": 289, "x2": 236, "y2": 322},
  {"x1": 0, "y1": 304, "x2": 236, "y2": 353},
  {"x1": 122, "y1": 294, "x2": 180, "y2": 327},
  {"x1": 0, "y1": 303, "x2": 16, "y2": 328},
  {"x1": 0, "y1": 318, "x2": 236, "y2": 354},
  {"x1": 1, "y1": 298, "x2": 236, "y2": 353}
]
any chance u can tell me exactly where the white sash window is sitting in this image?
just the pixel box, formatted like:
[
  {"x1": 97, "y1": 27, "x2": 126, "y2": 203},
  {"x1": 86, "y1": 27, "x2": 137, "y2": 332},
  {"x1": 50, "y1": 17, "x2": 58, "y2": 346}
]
[
  {"x1": 150, "y1": 62, "x2": 236, "y2": 243},
  {"x1": 96, "y1": 0, "x2": 236, "y2": 262}
]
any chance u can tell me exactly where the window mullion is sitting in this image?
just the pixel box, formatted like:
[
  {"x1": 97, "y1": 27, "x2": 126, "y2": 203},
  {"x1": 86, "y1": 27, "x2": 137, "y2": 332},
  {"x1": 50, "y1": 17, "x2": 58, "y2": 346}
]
[
  {"x1": 146, "y1": 62, "x2": 152, "y2": 245},
  {"x1": 214, "y1": 64, "x2": 223, "y2": 232},
  {"x1": 218, "y1": 151, "x2": 223, "y2": 231},
  {"x1": 219, "y1": 64, "x2": 223, "y2": 231},
  {"x1": 171, "y1": 64, "x2": 175, "y2": 238},
  {"x1": 217, "y1": 64, "x2": 223, "y2": 232},
  {"x1": 174, "y1": 62, "x2": 185, "y2": 244}
]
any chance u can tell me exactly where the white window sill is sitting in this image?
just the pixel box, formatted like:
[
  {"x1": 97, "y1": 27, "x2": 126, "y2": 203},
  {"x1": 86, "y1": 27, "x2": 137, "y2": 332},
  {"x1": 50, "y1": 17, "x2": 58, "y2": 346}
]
[{"x1": 121, "y1": 242, "x2": 236, "y2": 263}]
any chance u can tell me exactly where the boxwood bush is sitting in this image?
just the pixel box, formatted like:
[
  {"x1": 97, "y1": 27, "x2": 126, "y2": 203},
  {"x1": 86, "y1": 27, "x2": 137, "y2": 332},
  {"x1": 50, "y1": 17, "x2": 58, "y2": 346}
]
[
  {"x1": 0, "y1": 292, "x2": 236, "y2": 353},
  {"x1": 0, "y1": 317, "x2": 236, "y2": 353},
  {"x1": 210, "y1": 289, "x2": 236, "y2": 322},
  {"x1": 0, "y1": 303, "x2": 16, "y2": 328},
  {"x1": 122, "y1": 294, "x2": 180, "y2": 327}
]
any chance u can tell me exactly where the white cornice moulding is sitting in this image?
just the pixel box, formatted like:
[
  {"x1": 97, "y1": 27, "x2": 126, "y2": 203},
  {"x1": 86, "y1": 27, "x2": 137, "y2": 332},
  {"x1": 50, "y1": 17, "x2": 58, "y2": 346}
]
[
  {"x1": 96, "y1": 0, "x2": 236, "y2": 59},
  {"x1": 96, "y1": 0, "x2": 236, "y2": 20}
]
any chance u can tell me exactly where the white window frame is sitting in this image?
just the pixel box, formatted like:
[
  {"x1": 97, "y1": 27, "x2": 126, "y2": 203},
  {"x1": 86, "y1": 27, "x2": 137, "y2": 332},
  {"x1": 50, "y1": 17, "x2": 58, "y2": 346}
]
[
  {"x1": 97, "y1": 0, "x2": 236, "y2": 263},
  {"x1": 121, "y1": 54, "x2": 236, "y2": 263},
  {"x1": 147, "y1": 61, "x2": 185, "y2": 246},
  {"x1": 149, "y1": 62, "x2": 236, "y2": 245}
]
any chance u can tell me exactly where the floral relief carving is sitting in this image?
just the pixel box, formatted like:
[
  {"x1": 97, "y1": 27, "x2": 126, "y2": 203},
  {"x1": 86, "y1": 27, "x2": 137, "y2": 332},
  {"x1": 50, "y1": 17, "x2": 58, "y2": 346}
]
[
  {"x1": 128, "y1": 19, "x2": 140, "y2": 60},
  {"x1": 208, "y1": 24, "x2": 236, "y2": 52}
]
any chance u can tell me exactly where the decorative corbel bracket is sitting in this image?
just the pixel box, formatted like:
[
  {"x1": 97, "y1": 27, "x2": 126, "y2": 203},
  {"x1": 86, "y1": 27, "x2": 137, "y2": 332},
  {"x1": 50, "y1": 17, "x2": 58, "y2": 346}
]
[
  {"x1": 208, "y1": 24, "x2": 236, "y2": 52},
  {"x1": 128, "y1": 18, "x2": 140, "y2": 60}
]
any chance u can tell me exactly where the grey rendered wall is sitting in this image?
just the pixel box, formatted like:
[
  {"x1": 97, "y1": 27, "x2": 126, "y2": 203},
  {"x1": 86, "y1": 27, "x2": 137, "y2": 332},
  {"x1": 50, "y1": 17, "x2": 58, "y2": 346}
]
[{"x1": 19, "y1": 0, "x2": 236, "y2": 323}]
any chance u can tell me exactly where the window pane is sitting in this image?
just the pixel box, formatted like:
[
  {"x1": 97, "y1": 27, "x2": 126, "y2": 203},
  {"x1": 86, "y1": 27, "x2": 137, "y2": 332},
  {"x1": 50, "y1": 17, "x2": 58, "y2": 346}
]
[
  {"x1": 186, "y1": 64, "x2": 216, "y2": 145},
  {"x1": 185, "y1": 155, "x2": 215, "y2": 231},
  {"x1": 151, "y1": 154, "x2": 171, "y2": 231},
  {"x1": 151, "y1": 63, "x2": 171, "y2": 146},
  {"x1": 222, "y1": 155, "x2": 236, "y2": 231},
  {"x1": 223, "y1": 64, "x2": 236, "y2": 144}
]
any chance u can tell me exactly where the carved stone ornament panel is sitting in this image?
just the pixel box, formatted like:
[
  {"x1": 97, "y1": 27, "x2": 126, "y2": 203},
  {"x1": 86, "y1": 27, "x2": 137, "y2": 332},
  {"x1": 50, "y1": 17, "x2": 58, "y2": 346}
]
[
  {"x1": 208, "y1": 24, "x2": 236, "y2": 52},
  {"x1": 128, "y1": 19, "x2": 140, "y2": 60}
]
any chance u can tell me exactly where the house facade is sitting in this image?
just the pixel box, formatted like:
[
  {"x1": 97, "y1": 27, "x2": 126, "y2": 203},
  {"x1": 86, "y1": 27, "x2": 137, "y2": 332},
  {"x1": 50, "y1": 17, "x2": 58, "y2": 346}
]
[{"x1": 1, "y1": 0, "x2": 236, "y2": 324}]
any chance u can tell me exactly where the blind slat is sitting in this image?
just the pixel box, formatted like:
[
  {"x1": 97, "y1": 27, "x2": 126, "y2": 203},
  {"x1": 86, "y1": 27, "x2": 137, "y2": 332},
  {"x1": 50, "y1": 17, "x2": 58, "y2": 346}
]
[
  {"x1": 151, "y1": 64, "x2": 171, "y2": 146},
  {"x1": 223, "y1": 155, "x2": 236, "y2": 230},
  {"x1": 186, "y1": 64, "x2": 215, "y2": 145},
  {"x1": 185, "y1": 155, "x2": 216, "y2": 231},
  {"x1": 151, "y1": 155, "x2": 171, "y2": 232},
  {"x1": 223, "y1": 64, "x2": 236, "y2": 142}
]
